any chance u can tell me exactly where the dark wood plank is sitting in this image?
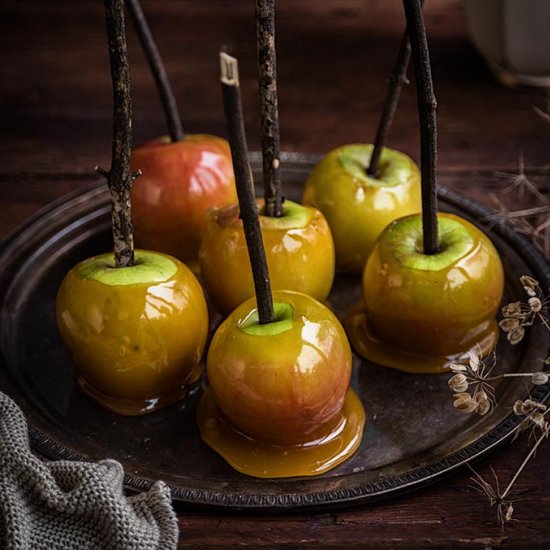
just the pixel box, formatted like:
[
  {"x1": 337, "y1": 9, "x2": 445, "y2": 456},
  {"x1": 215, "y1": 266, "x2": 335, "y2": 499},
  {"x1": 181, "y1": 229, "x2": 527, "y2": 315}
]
[{"x1": 1, "y1": 0, "x2": 549, "y2": 177}]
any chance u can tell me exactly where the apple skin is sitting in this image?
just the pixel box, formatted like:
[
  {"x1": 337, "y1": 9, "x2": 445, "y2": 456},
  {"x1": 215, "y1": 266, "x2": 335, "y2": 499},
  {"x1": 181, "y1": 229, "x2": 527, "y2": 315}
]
[
  {"x1": 361, "y1": 213, "x2": 504, "y2": 359},
  {"x1": 199, "y1": 200, "x2": 335, "y2": 315},
  {"x1": 207, "y1": 290, "x2": 352, "y2": 446},
  {"x1": 130, "y1": 134, "x2": 237, "y2": 270},
  {"x1": 56, "y1": 250, "x2": 208, "y2": 415},
  {"x1": 302, "y1": 144, "x2": 421, "y2": 273}
]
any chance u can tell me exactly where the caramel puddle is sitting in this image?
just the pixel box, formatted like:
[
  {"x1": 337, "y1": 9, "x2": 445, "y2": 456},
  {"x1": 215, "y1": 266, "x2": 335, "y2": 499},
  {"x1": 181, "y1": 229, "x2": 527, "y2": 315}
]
[{"x1": 197, "y1": 387, "x2": 365, "y2": 478}]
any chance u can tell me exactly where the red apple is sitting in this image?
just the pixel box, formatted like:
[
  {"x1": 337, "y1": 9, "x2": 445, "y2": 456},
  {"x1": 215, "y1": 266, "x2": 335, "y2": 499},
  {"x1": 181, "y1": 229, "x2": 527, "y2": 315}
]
[{"x1": 130, "y1": 134, "x2": 237, "y2": 270}]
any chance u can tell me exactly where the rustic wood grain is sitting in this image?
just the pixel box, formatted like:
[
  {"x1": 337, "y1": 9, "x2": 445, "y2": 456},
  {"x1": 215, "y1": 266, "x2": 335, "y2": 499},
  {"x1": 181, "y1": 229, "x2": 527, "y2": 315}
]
[{"x1": 1, "y1": 1, "x2": 549, "y2": 548}]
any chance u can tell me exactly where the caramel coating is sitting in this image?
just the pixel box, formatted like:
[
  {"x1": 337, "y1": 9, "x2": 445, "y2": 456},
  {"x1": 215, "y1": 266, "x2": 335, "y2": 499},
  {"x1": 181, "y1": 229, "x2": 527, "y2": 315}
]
[
  {"x1": 199, "y1": 201, "x2": 335, "y2": 314},
  {"x1": 56, "y1": 251, "x2": 209, "y2": 414},
  {"x1": 206, "y1": 291, "x2": 352, "y2": 446},
  {"x1": 303, "y1": 144, "x2": 421, "y2": 273},
  {"x1": 131, "y1": 134, "x2": 236, "y2": 270},
  {"x1": 346, "y1": 213, "x2": 504, "y2": 373}
]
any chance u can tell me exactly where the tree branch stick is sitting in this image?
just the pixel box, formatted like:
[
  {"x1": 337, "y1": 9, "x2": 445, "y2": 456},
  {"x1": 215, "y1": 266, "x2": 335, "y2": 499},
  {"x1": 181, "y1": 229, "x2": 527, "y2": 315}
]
[
  {"x1": 103, "y1": 0, "x2": 136, "y2": 267},
  {"x1": 125, "y1": 0, "x2": 184, "y2": 142},
  {"x1": 220, "y1": 51, "x2": 275, "y2": 324},
  {"x1": 256, "y1": 0, "x2": 283, "y2": 217},
  {"x1": 367, "y1": 0, "x2": 425, "y2": 177},
  {"x1": 403, "y1": 0, "x2": 439, "y2": 254}
]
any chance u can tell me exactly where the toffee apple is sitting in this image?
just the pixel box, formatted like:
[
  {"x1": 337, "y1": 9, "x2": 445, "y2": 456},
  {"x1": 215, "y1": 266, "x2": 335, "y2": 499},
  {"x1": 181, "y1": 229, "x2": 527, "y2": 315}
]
[
  {"x1": 56, "y1": 0, "x2": 208, "y2": 415},
  {"x1": 303, "y1": 144, "x2": 421, "y2": 273},
  {"x1": 302, "y1": 10, "x2": 422, "y2": 274},
  {"x1": 199, "y1": 0, "x2": 336, "y2": 313},
  {"x1": 346, "y1": 0, "x2": 504, "y2": 374},
  {"x1": 197, "y1": 52, "x2": 365, "y2": 478},
  {"x1": 199, "y1": 199, "x2": 335, "y2": 315},
  {"x1": 57, "y1": 251, "x2": 208, "y2": 414},
  {"x1": 198, "y1": 291, "x2": 365, "y2": 477},
  {"x1": 346, "y1": 213, "x2": 504, "y2": 373},
  {"x1": 130, "y1": 134, "x2": 236, "y2": 269},
  {"x1": 125, "y1": 0, "x2": 236, "y2": 270}
]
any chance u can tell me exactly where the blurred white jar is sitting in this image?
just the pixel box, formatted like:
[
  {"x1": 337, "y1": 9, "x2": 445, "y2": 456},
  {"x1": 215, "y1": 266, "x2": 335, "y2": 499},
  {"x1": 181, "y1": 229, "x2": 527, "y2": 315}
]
[{"x1": 464, "y1": 0, "x2": 550, "y2": 87}]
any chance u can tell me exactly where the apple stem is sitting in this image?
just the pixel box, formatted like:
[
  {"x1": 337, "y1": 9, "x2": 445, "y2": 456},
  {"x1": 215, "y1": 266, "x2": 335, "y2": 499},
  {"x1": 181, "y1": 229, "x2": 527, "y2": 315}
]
[
  {"x1": 367, "y1": 0, "x2": 425, "y2": 178},
  {"x1": 403, "y1": 0, "x2": 439, "y2": 255},
  {"x1": 220, "y1": 51, "x2": 275, "y2": 325},
  {"x1": 125, "y1": 0, "x2": 184, "y2": 142},
  {"x1": 256, "y1": 0, "x2": 283, "y2": 218},
  {"x1": 97, "y1": 0, "x2": 139, "y2": 268}
]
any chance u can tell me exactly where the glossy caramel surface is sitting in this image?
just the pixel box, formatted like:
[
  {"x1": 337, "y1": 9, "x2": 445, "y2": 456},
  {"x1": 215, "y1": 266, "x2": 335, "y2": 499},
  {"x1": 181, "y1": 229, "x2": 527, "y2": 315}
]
[
  {"x1": 198, "y1": 387, "x2": 365, "y2": 478},
  {"x1": 131, "y1": 134, "x2": 236, "y2": 269},
  {"x1": 349, "y1": 214, "x2": 504, "y2": 373},
  {"x1": 206, "y1": 291, "x2": 352, "y2": 447},
  {"x1": 199, "y1": 201, "x2": 335, "y2": 314},
  {"x1": 56, "y1": 250, "x2": 209, "y2": 414},
  {"x1": 303, "y1": 144, "x2": 421, "y2": 273}
]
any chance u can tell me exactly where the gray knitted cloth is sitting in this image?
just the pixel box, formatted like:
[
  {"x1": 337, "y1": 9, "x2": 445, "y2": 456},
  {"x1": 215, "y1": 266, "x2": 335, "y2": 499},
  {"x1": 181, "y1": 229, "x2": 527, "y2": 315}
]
[{"x1": 0, "y1": 392, "x2": 178, "y2": 550}]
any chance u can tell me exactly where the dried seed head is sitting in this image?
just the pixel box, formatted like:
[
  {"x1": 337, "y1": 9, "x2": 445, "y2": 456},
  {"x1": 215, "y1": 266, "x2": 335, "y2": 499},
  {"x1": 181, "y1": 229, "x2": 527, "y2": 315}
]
[
  {"x1": 513, "y1": 400, "x2": 525, "y2": 415},
  {"x1": 449, "y1": 364, "x2": 467, "y2": 373},
  {"x1": 505, "y1": 503, "x2": 514, "y2": 522},
  {"x1": 475, "y1": 391, "x2": 491, "y2": 416},
  {"x1": 449, "y1": 373, "x2": 469, "y2": 393},
  {"x1": 530, "y1": 411, "x2": 546, "y2": 428},
  {"x1": 532, "y1": 372, "x2": 549, "y2": 385},
  {"x1": 468, "y1": 351, "x2": 480, "y2": 372},
  {"x1": 453, "y1": 393, "x2": 477, "y2": 413},
  {"x1": 499, "y1": 318, "x2": 520, "y2": 332},
  {"x1": 499, "y1": 319, "x2": 519, "y2": 334},
  {"x1": 507, "y1": 326, "x2": 525, "y2": 345},
  {"x1": 502, "y1": 301, "x2": 522, "y2": 318},
  {"x1": 520, "y1": 275, "x2": 539, "y2": 292},
  {"x1": 513, "y1": 399, "x2": 547, "y2": 415},
  {"x1": 528, "y1": 297, "x2": 542, "y2": 312}
]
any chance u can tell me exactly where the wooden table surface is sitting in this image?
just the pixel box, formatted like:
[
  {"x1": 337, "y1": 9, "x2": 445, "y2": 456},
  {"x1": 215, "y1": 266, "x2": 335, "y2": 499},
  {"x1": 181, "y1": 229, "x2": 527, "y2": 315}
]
[{"x1": 1, "y1": 1, "x2": 550, "y2": 548}]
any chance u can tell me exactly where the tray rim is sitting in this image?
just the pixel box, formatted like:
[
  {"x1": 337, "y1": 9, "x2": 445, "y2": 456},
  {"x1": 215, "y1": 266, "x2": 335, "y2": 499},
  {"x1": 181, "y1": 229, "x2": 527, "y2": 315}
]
[{"x1": 1, "y1": 152, "x2": 549, "y2": 512}]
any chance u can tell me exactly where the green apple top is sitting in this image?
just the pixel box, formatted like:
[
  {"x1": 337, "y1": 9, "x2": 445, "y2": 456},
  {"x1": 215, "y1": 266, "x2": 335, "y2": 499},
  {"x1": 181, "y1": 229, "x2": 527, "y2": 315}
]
[
  {"x1": 302, "y1": 144, "x2": 421, "y2": 273},
  {"x1": 346, "y1": 213, "x2": 505, "y2": 373}
]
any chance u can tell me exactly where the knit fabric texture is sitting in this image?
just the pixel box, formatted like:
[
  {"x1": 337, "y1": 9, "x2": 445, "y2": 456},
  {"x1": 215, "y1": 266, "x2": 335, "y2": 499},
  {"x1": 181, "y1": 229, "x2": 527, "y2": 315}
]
[{"x1": 0, "y1": 391, "x2": 178, "y2": 550}]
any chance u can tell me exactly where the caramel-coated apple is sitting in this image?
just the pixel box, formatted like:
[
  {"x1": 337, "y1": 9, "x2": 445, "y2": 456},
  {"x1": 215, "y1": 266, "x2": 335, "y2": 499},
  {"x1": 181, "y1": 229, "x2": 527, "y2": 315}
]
[
  {"x1": 198, "y1": 290, "x2": 365, "y2": 477},
  {"x1": 345, "y1": 213, "x2": 505, "y2": 373},
  {"x1": 130, "y1": 134, "x2": 236, "y2": 270},
  {"x1": 57, "y1": 250, "x2": 208, "y2": 415},
  {"x1": 302, "y1": 144, "x2": 421, "y2": 273},
  {"x1": 199, "y1": 199, "x2": 335, "y2": 315}
]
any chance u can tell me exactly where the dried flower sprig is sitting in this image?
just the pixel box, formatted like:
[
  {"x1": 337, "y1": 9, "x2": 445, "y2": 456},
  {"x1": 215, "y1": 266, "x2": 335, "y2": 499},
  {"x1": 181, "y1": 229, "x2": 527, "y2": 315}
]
[
  {"x1": 487, "y1": 154, "x2": 550, "y2": 258},
  {"x1": 499, "y1": 275, "x2": 550, "y2": 343},
  {"x1": 468, "y1": 466, "x2": 518, "y2": 526},
  {"x1": 449, "y1": 276, "x2": 550, "y2": 525}
]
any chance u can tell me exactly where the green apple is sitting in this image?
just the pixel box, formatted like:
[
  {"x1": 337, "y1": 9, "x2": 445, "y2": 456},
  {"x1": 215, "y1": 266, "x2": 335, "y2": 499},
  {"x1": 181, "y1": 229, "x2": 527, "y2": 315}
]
[
  {"x1": 303, "y1": 144, "x2": 421, "y2": 273},
  {"x1": 197, "y1": 290, "x2": 365, "y2": 478},
  {"x1": 57, "y1": 250, "x2": 209, "y2": 415},
  {"x1": 345, "y1": 213, "x2": 505, "y2": 373},
  {"x1": 199, "y1": 199, "x2": 335, "y2": 314}
]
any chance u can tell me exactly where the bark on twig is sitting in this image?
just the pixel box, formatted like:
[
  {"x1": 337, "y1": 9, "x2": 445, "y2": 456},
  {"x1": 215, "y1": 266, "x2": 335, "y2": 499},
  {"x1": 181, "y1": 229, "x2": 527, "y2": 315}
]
[{"x1": 220, "y1": 52, "x2": 275, "y2": 324}]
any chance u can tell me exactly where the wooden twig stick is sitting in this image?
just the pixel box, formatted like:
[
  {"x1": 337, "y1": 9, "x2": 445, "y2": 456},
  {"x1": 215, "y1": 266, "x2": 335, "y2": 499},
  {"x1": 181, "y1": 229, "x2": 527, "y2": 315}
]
[
  {"x1": 125, "y1": 0, "x2": 184, "y2": 142},
  {"x1": 403, "y1": 0, "x2": 439, "y2": 254},
  {"x1": 256, "y1": 0, "x2": 283, "y2": 217},
  {"x1": 220, "y1": 51, "x2": 275, "y2": 324},
  {"x1": 100, "y1": 0, "x2": 137, "y2": 267},
  {"x1": 367, "y1": 0, "x2": 425, "y2": 177}
]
